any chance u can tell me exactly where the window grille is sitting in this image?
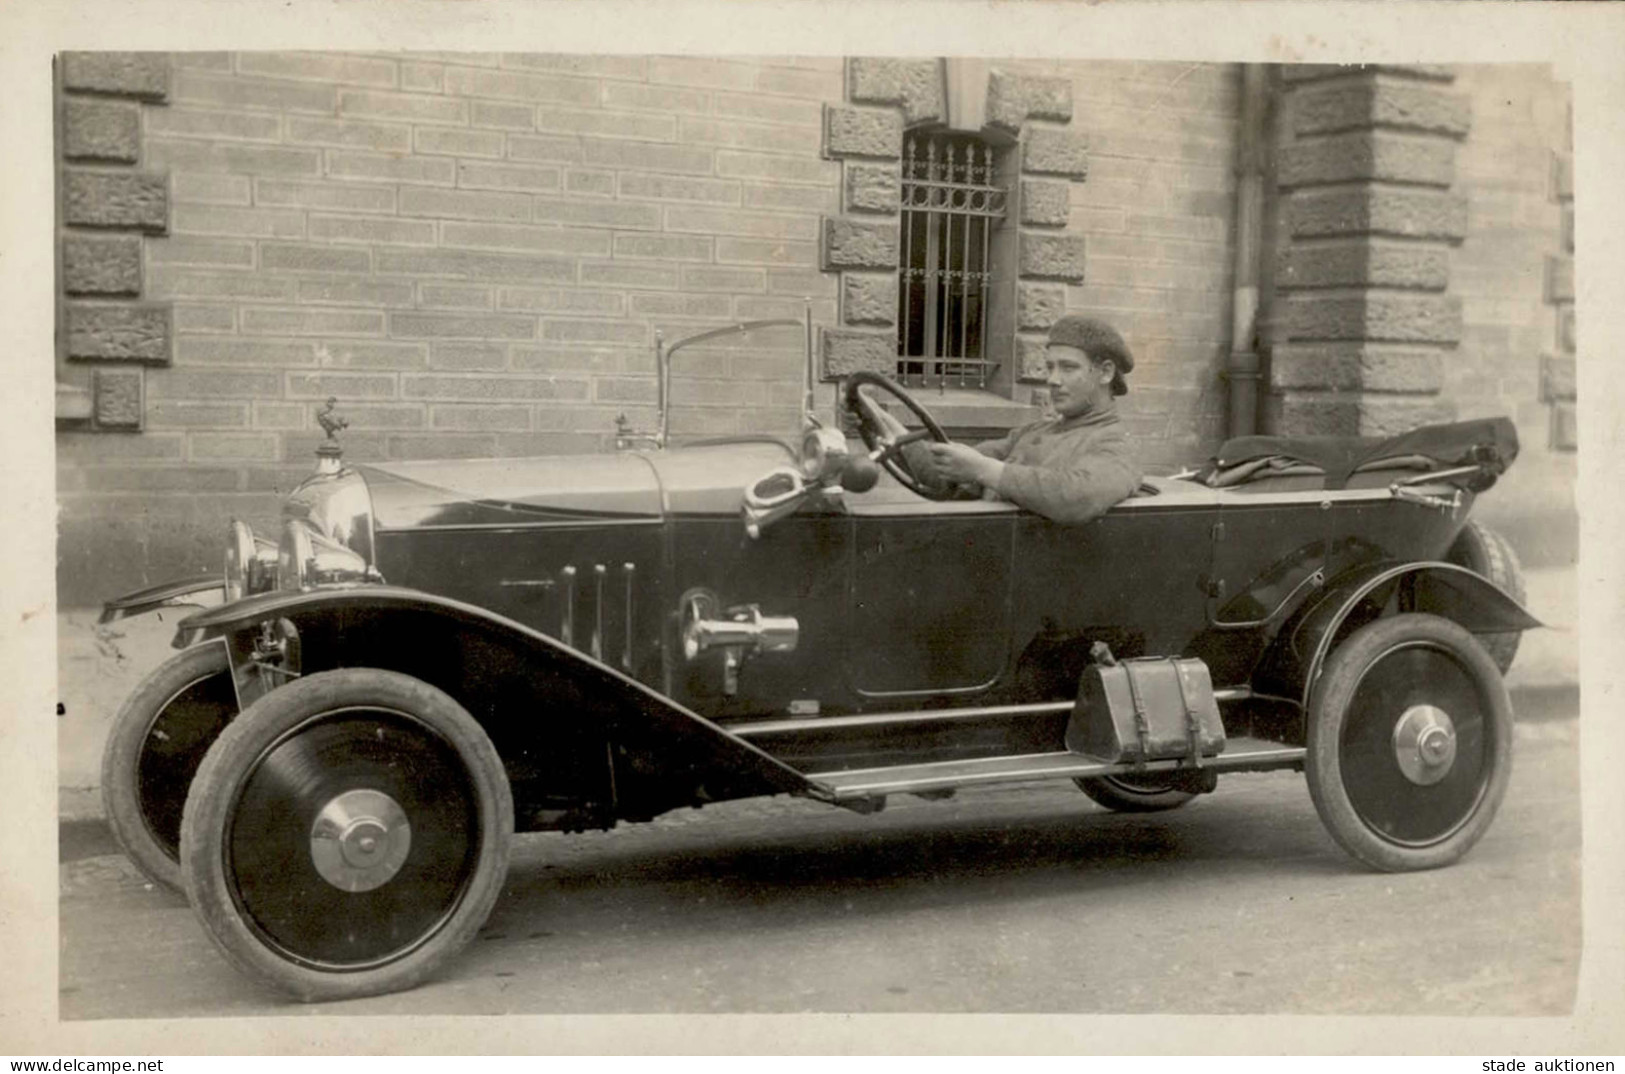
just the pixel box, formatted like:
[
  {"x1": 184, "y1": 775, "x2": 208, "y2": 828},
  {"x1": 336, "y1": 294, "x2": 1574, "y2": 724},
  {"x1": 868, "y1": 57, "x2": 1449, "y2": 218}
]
[{"x1": 897, "y1": 133, "x2": 1007, "y2": 390}]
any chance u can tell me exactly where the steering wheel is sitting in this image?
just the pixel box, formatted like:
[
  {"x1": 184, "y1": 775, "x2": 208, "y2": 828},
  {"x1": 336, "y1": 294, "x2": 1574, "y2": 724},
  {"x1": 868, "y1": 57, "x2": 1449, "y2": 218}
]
[{"x1": 843, "y1": 371, "x2": 954, "y2": 500}]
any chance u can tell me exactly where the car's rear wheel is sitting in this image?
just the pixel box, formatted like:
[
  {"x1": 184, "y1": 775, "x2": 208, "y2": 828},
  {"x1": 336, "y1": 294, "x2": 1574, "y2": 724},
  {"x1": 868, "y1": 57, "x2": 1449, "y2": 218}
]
[
  {"x1": 1444, "y1": 519, "x2": 1525, "y2": 673},
  {"x1": 180, "y1": 668, "x2": 512, "y2": 1002},
  {"x1": 1306, "y1": 613, "x2": 1513, "y2": 872},
  {"x1": 101, "y1": 643, "x2": 238, "y2": 894},
  {"x1": 1073, "y1": 774, "x2": 1199, "y2": 813}
]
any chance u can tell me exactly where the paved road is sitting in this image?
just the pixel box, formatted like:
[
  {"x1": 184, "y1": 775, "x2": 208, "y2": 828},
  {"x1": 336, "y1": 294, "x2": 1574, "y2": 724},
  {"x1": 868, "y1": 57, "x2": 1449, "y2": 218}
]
[{"x1": 59, "y1": 716, "x2": 1579, "y2": 1020}]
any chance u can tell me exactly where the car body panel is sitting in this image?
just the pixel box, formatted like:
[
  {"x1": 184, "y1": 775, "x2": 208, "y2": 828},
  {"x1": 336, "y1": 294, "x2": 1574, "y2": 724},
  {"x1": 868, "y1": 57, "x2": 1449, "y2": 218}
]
[
  {"x1": 1260, "y1": 559, "x2": 1542, "y2": 706},
  {"x1": 177, "y1": 585, "x2": 821, "y2": 826},
  {"x1": 135, "y1": 408, "x2": 1532, "y2": 827}
]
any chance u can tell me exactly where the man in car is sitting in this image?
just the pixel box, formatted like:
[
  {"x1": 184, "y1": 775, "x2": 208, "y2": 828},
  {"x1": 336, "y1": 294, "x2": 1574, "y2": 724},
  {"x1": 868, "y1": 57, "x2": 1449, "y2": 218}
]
[{"x1": 907, "y1": 315, "x2": 1143, "y2": 524}]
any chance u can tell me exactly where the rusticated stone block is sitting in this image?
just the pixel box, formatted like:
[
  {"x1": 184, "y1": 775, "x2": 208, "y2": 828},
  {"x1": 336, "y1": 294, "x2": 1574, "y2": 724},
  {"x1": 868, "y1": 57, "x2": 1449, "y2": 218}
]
[
  {"x1": 93, "y1": 369, "x2": 144, "y2": 429},
  {"x1": 66, "y1": 303, "x2": 172, "y2": 363},
  {"x1": 1268, "y1": 395, "x2": 1360, "y2": 437},
  {"x1": 57, "y1": 380, "x2": 94, "y2": 424},
  {"x1": 62, "y1": 234, "x2": 142, "y2": 295},
  {"x1": 1020, "y1": 178, "x2": 1071, "y2": 227},
  {"x1": 63, "y1": 98, "x2": 141, "y2": 163},
  {"x1": 1558, "y1": 306, "x2": 1576, "y2": 353},
  {"x1": 1279, "y1": 64, "x2": 1455, "y2": 84},
  {"x1": 1269, "y1": 344, "x2": 1443, "y2": 394},
  {"x1": 1022, "y1": 128, "x2": 1089, "y2": 179},
  {"x1": 1019, "y1": 231, "x2": 1086, "y2": 282},
  {"x1": 1283, "y1": 293, "x2": 1461, "y2": 344},
  {"x1": 61, "y1": 52, "x2": 170, "y2": 101},
  {"x1": 1541, "y1": 355, "x2": 1576, "y2": 402},
  {"x1": 823, "y1": 217, "x2": 898, "y2": 270},
  {"x1": 1551, "y1": 402, "x2": 1577, "y2": 452},
  {"x1": 1291, "y1": 187, "x2": 1466, "y2": 243},
  {"x1": 822, "y1": 328, "x2": 896, "y2": 379},
  {"x1": 843, "y1": 273, "x2": 898, "y2": 327},
  {"x1": 63, "y1": 169, "x2": 169, "y2": 232},
  {"x1": 1561, "y1": 204, "x2": 1574, "y2": 253},
  {"x1": 1271, "y1": 392, "x2": 1453, "y2": 438},
  {"x1": 1278, "y1": 131, "x2": 1455, "y2": 189},
  {"x1": 847, "y1": 57, "x2": 944, "y2": 126},
  {"x1": 1276, "y1": 240, "x2": 1449, "y2": 291},
  {"x1": 825, "y1": 106, "x2": 902, "y2": 160},
  {"x1": 1547, "y1": 256, "x2": 1574, "y2": 303},
  {"x1": 1017, "y1": 283, "x2": 1066, "y2": 331},
  {"x1": 1356, "y1": 395, "x2": 1455, "y2": 437},
  {"x1": 1294, "y1": 77, "x2": 1470, "y2": 138},
  {"x1": 986, "y1": 70, "x2": 1072, "y2": 133},
  {"x1": 1017, "y1": 335, "x2": 1049, "y2": 382},
  {"x1": 846, "y1": 163, "x2": 900, "y2": 214}
]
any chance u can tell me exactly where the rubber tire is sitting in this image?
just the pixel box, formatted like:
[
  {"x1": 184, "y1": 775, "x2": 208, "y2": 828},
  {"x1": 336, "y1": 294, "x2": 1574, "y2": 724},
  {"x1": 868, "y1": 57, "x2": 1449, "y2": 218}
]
[
  {"x1": 180, "y1": 668, "x2": 513, "y2": 1002},
  {"x1": 1306, "y1": 613, "x2": 1514, "y2": 873},
  {"x1": 1074, "y1": 774, "x2": 1198, "y2": 813},
  {"x1": 1444, "y1": 519, "x2": 1526, "y2": 674},
  {"x1": 101, "y1": 642, "x2": 236, "y2": 895}
]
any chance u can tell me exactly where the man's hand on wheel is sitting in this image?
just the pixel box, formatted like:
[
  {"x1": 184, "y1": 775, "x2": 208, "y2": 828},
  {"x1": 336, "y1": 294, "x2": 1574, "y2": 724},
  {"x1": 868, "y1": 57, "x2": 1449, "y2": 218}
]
[{"x1": 928, "y1": 442, "x2": 1004, "y2": 490}]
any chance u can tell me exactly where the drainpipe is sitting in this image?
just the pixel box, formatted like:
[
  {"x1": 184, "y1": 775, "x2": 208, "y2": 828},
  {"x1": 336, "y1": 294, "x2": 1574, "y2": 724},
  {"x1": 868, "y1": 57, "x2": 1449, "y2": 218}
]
[{"x1": 1226, "y1": 63, "x2": 1269, "y2": 439}]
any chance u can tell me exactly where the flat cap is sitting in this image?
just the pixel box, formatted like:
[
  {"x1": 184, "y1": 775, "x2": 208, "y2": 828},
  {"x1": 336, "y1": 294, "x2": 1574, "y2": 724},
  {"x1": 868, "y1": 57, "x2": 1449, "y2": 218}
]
[{"x1": 1047, "y1": 315, "x2": 1133, "y2": 395}]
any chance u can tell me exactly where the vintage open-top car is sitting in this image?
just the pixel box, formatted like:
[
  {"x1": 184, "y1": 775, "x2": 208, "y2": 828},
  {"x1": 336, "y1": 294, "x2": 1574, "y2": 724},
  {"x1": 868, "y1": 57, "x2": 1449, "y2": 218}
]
[{"x1": 98, "y1": 314, "x2": 1537, "y2": 1001}]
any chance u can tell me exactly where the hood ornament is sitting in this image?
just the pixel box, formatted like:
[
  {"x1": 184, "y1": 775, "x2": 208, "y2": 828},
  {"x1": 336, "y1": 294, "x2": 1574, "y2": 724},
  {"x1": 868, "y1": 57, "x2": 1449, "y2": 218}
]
[{"x1": 315, "y1": 397, "x2": 348, "y2": 472}]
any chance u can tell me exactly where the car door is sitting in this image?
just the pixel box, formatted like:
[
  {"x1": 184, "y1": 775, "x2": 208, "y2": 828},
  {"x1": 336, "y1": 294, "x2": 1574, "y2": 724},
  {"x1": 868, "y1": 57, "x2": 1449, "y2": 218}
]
[
  {"x1": 845, "y1": 497, "x2": 1018, "y2": 699},
  {"x1": 1006, "y1": 481, "x2": 1219, "y2": 687}
]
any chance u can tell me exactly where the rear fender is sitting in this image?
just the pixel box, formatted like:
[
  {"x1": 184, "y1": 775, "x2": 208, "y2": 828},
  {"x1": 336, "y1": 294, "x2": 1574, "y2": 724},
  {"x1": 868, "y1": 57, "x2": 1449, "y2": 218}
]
[
  {"x1": 176, "y1": 586, "x2": 820, "y2": 829},
  {"x1": 1257, "y1": 560, "x2": 1542, "y2": 707}
]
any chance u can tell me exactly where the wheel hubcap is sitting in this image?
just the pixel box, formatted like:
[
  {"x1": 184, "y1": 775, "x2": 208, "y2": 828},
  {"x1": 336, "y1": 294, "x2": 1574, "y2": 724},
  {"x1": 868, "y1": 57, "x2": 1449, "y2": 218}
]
[
  {"x1": 1392, "y1": 704, "x2": 1458, "y2": 786},
  {"x1": 1339, "y1": 641, "x2": 1492, "y2": 847},
  {"x1": 228, "y1": 710, "x2": 480, "y2": 969},
  {"x1": 310, "y1": 788, "x2": 411, "y2": 892}
]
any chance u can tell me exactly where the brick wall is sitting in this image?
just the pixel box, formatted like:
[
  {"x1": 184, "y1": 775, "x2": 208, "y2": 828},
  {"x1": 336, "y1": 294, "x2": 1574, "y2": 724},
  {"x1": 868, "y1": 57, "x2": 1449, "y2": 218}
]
[
  {"x1": 58, "y1": 54, "x2": 1246, "y2": 602},
  {"x1": 58, "y1": 52, "x2": 842, "y2": 603},
  {"x1": 57, "y1": 56, "x2": 1568, "y2": 602},
  {"x1": 1000, "y1": 60, "x2": 1241, "y2": 470},
  {"x1": 1447, "y1": 64, "x2": 1575, "y2": 565}
]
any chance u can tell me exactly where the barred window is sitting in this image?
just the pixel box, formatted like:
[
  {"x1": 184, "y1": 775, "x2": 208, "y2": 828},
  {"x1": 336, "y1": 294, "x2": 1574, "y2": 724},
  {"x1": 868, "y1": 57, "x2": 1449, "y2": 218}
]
[{"x1": 897, "y1": 133, "x2": 1008, "y2": 390}]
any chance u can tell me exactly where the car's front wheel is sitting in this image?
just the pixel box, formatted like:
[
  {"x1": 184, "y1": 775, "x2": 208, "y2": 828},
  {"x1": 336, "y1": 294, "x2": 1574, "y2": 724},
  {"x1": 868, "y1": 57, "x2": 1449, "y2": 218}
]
[
  {"x1": 1306, "y1": 613, "x2": 1513, "y2": 872},
  {"x1": 101, "y1": 643, "x2": 238, "y2": 894},
  {"x1": 180, "y1": 668, "x2": 513, "y2": 1002}
]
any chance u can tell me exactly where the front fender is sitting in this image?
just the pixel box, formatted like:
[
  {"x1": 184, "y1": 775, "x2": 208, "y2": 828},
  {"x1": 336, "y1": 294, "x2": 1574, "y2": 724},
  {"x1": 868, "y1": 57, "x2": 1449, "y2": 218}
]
[
  {"x1": 1258, "y1": 560, "x2": 1542, "y2": 707},
  {"x1": 176, "y1": 586, "x2": 821, "y2": 826},
  {"x1": 100, "y1": 574, "x2": 225, "y2": 625}
]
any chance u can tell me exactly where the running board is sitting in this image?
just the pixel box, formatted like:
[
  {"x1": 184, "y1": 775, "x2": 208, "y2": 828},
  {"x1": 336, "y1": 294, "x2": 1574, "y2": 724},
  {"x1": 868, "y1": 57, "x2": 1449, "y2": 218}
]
[
  {"x1": 805, "y1": 736, "x2": 1305, "y2": 801},
  {"x1": 732, "y1": 689, "x2": 1253, "y2": 740}
]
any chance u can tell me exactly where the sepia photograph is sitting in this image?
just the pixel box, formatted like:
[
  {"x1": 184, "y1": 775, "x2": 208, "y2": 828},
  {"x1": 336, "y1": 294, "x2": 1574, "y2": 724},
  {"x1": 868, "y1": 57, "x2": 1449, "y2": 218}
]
[{"x1": 5, "y1": 0, "x2": 1623, "y2": 1057}]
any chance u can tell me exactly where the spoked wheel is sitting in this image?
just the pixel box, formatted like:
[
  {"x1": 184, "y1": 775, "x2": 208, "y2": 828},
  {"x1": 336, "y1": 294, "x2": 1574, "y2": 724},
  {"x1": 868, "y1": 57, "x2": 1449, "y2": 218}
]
[
  {"x1": 1074, "y1": 773, "x2": 1202, "y2": 813},
  {"x1": 181, "y1": 669, "x2": 512, "y2": 1002},
  {"x1": 101, "y1": 643, "x2": 238, "y2": 893},
  {"x1": 1306, "y1": 613, "x2": 1513, "y2": 872}
]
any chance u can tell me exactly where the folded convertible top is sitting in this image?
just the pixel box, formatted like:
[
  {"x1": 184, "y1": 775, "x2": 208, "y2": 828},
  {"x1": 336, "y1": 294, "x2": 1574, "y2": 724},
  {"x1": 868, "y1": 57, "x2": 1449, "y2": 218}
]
[{"x1": 1205, "y1": 416, "x2": 1520, "y2": 491}]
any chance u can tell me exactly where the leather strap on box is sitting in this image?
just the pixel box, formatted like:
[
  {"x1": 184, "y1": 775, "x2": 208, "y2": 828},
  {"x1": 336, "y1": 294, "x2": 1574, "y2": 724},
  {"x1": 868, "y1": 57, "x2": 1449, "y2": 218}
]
[
  {"x1": 1123, "y1": 663, "x2": 1152, "y2": 765},
  {"x1": 1170, "y1": 659, "x2": 1202, "y2": 768}
]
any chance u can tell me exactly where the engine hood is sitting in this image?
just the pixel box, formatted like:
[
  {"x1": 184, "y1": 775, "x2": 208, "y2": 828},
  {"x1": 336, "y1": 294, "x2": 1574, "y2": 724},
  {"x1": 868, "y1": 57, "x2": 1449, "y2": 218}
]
[{"x1": 360, "y1": 438, "x2": 797, "y2": 529}]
